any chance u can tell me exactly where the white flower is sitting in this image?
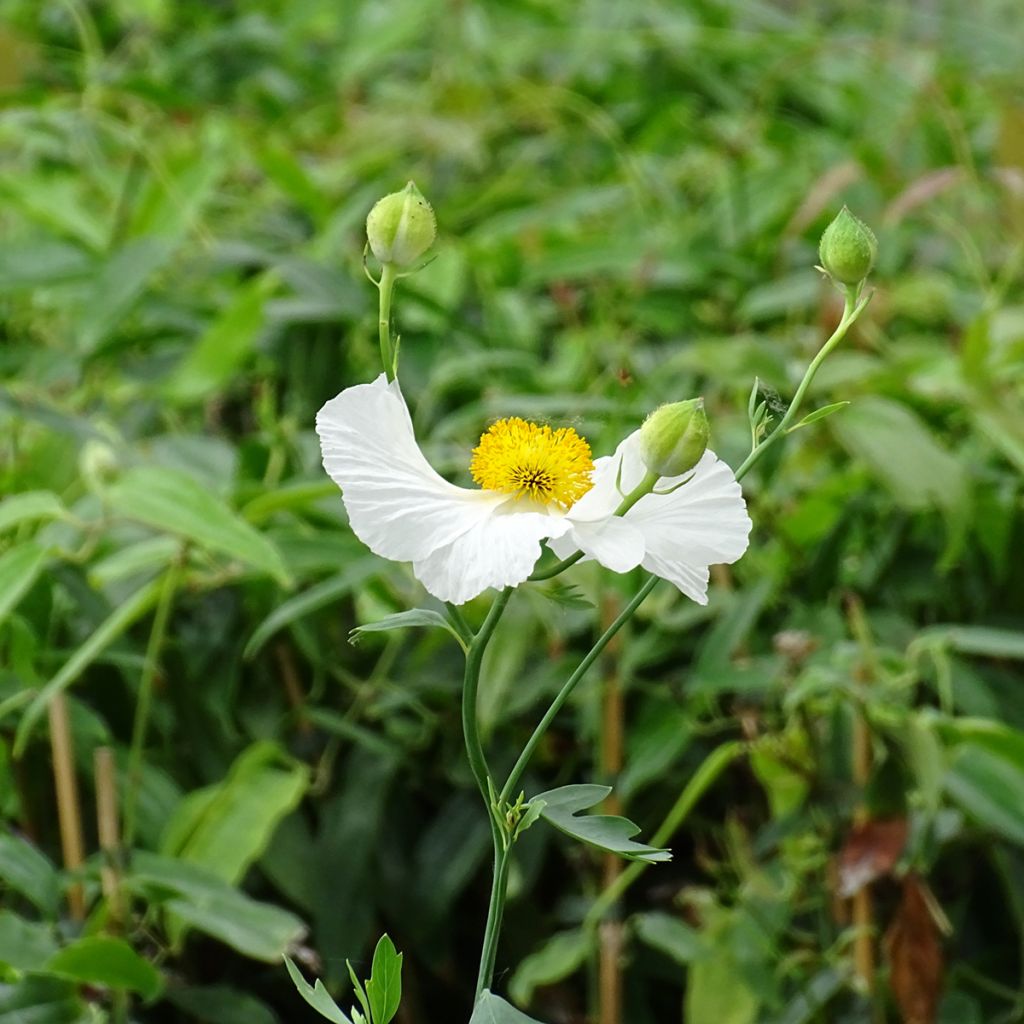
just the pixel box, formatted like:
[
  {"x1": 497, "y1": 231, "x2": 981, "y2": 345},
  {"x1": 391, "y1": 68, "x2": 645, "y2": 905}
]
[{"x1": 316, "y1": 375, "x2": 751, "y2": 605}]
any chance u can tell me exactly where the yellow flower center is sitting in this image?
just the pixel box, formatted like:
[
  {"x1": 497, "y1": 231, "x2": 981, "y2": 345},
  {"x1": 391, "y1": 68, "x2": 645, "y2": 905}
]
[{"x1": 470, "y1": 417, "x2": 594, "y2": 511}]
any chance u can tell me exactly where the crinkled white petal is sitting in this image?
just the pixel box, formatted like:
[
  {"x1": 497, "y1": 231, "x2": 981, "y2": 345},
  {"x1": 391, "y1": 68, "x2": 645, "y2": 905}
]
[
  {"x1": 626, "y1": 444, "x2": 752, "y2": 605},
  {"x1": 554, "y1": 430, "x2": 751, "y2": 605},
  {"x1": 563, "y1": 517, "x2": 646, "y2": 574},
  {"x1": 414, "y1": 508, "x2": 571, "y2": 604},
  {"x1": 316, "y1": 374, "x2": 571, "y2": 604}
]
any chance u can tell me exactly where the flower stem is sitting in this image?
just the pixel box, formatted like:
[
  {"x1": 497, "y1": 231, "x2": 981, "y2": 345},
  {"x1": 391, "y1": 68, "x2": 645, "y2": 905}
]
[
  {"x1": 378, "y1": 263, "x2": 398, "y2": 380},
  {"x1": 734, "y1": 285, "x2": 871, "y2": 482},
  {"x1": 463, "y1": 588, "x2": 513, "y2": 1000}
]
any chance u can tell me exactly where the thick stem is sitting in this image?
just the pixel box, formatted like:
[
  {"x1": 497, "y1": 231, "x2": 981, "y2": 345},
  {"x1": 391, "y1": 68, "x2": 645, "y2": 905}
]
[
  {"x1": 463, "y1": 589, "x2": 513, "y2": 999},
  {"x1": 378, "y1": 263, "x2": 397, "y2": 380},
  {"x1": 499, "y1": 574, "x2": 660, "y2": 806}
]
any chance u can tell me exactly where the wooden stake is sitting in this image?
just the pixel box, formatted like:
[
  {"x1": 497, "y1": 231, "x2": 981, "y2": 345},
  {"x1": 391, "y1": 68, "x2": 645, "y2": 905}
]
[
  {"x1": 94, "y1": 746, "x2": 123, "y2": 927},
  {"x1": 48, "y1": 692, "x2": 86, "y2": 920}
]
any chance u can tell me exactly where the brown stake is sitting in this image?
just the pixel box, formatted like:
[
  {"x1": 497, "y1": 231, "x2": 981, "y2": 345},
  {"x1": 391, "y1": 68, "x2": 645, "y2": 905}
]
[
  {"x1": 94, "y1": 746, "x2": 124, "y2": 928},
  {"x1": 598, "y1": 592, "x2": 625, "y2": 1024},
  {"x1": 48, "y1": 692, "x2": 86, "y2": 920}
]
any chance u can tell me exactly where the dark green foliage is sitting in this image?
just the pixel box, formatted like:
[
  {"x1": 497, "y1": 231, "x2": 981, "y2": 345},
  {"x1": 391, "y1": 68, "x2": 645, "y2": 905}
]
[{"x1": 1, "y1": 1, "x2": 1023, "y2": 1022}]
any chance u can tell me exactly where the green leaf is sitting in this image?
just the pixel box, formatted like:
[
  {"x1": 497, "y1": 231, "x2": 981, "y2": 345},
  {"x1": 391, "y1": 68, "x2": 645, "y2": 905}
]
[
  {"x1": 161, "y1": 741, "x2": 308, "y2": 885},
  {"x1": 46, "y1": 937, "x2": 163, "y2": 1000},
  {"x1": 127, "y1": 852, "x2": 306, "y2": 962},
  {"x1": 685, "y1": 948, "x2": 759, "y2": 1024},
  {"x1": 105, "y1": 466, "x2": 291, "y2": 586},
  {"x1": 945, "y1": 741, "x2": 1024, "y2": 845},
  {"x1": 787, "y1": 401, "x2": 850, "y2": 432},
  {"x1": 530, "y1": 785, "x2": 671, "y2": 863},
  {"x1": 0, "y1": 542, "x2": 47, "y2": 630},
  {"x1": 165, "y1": 986, "x2": 279, "y2": 1024},
  {"x1": 0, "y1": 977, "x2": 86, "y2": 1024},
  {"x1": 509, "y1": 929, "x2": 592, "y2": 1006},
  {"x1": 0, "y1": 492, "x2": 64, "y2": 533},
  {"x1": 244, "y1": 560, "x2": 379, "y2": 658},
  {"x1": 14, "y1": 575, "x2": 162, "y2": 756},
  {"x1": 0, "y1": 910, "x2": 58, "y2": 969},
  {"x1": 284, "y1": 957, "x2": 352, "y2": 1024},
  {"x1": 349, "y1": 609, "x2": 466, "y2": 650},
  {"x1": 632, "y1": 912, "x2": 706, "y2": 965},
  {"x1": 922, "y1": 625, "x2": 1024, "y2": 660},
  {"x1": 0, "y1": 832, "x2": 60, "y2": 916},
  {"x1": 469, "y1": 991, "x2": 546, "y2": 1024},
  {"x1": 831, "y1": 396, "x2": 968, "y2": 512},
  {"x1": 365, "y1": 935, "x2": 403, "y2": 1024},
  {"x1": 165, "y1": 274, "x2": 273, "y2": 403}
]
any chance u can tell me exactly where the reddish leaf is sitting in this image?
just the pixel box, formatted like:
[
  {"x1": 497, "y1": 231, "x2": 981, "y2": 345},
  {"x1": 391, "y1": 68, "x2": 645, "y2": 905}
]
[
  {"x1": 885, "y1": 875, "x2": 944, "y2": 1024},
  {"x1": 837, "y1": 818, "x2": 909, "y2": 898}
]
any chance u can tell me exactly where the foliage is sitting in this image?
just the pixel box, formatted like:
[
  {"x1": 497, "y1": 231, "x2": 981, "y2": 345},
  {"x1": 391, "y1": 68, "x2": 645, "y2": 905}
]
[{"x1": 1, "y1": 1, "x2": 1023, "y2": 1023}]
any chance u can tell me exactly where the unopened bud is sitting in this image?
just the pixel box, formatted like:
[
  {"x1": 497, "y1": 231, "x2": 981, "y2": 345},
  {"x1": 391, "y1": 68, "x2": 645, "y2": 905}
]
[
  {"x1": 818, "y1": 206, "x2": 877, "y2": 285},
  {"x1": 639, "y1": 399, "x2": 709, "y2": 478},
  {"x1": 366, "y1": 181, "x2": 436, "y2": 269}
]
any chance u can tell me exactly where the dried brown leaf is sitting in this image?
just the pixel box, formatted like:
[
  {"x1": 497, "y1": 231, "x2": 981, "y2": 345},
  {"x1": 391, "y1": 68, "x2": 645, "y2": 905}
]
[
  {"x1": 837, "y1": 818, "x2": 909, "y2": 898},
  {"x1": 885, "y1": 874, "x2": 944, "y2": 1024}
]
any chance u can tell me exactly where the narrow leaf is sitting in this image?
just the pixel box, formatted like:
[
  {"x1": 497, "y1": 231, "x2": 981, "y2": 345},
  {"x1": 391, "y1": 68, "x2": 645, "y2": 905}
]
[
  {"x1": 787, "y1": 401, "x2": 850, "y2": 432},
  {"x1": 0, "y1": 492, "x2": 64, "y2": 533},
  {"x1": 46, "y1": 936, "x2": 163, "y2": 1000},
  {"x1": 0, "y1": 543, "x2": 47, "y2": 630},
  {"x1": 469, "y1": 991, "x2": 546, "y2": 1024},
  {"x1": 365, "y1": 935, "x2": 403, "y2": 1024},
  {"x1": 349, "y1": 609, "x2": 466, "y2": 650}
]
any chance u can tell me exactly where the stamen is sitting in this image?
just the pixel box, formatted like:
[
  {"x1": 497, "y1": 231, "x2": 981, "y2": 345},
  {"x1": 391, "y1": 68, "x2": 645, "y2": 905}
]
[{"x1": 470, "y1": 417, "x2": 594, "y2": 511}]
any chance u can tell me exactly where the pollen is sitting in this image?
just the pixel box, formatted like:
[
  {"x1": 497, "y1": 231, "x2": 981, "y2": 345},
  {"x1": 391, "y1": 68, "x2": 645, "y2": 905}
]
[{"x1": 470, "y1": 417, "x2": 594, "y2": 511}]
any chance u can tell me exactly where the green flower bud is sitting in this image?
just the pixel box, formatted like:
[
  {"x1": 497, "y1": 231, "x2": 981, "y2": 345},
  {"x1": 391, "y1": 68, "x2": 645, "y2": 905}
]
[
  {"x1": 639, "y1": 398, "x2": 709, "y2": 478},
  {"x1": 366, "y1": 181, "x2": 436, "y2": 269},
  {"x1": 818, "y1": 206, "x2": 877, "y2": 285}
]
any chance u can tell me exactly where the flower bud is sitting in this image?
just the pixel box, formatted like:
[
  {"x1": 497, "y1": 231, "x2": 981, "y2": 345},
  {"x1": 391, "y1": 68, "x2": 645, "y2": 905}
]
[
  {"x1": 366, "y1": 181, "x2": 436, "y2": 269},
  {"x1": 818, "y1": 206, "x2": 877, "y2": 285},
  {"x1": 639, "y1": 399, "x2": 709, "y2": 478}
]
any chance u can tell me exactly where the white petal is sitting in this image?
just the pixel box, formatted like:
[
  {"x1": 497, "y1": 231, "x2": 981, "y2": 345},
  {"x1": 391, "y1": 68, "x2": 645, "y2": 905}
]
[
  {"x1": 316, "y1": 374, "x2": 503, "y2": 562},
  {"x1": 563, "y1": 430, "x2": 646, "y2": 523},
  {"x1": 567, "y1": 517, "x2": 646, "y2": 574},
  {"x1": 414, "y1": 509, "x2": 571, "y2": 604},
  {"x1": 626, "y1": 449, "x2": 752, "y2": 602}
]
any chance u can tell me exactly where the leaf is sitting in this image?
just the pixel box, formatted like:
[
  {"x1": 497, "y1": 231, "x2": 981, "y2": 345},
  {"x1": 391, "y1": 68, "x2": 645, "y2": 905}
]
[
  {"x1": 0, "y1": 832, "x2": 60, "y2": 915},
  {"x1": 884, "y1": 875, "x2": 944, "y2": 1024},
  {"x1": 161, "y1": 741, "x2": 308, "y2": 885},
  {"x1": 46, "y1": 936, "x2": 164, "y2": 1000},
  {"x1": 530, "y1": 785, "x2": 671, "y2": 863},
  {"x1": 0, "y1": 910, "x2": 58, "y2": 969},
  {"x1": 772, "y1": 967, "x2": 848, "y2": 1024},
  {"x1": 537, "y1": 582, "x2": 594, "y2": 610},
  {"x1": 349, "y1": 608, "x2": 466, "y2": 650},
  {"x1": 165, "y1": 985, "x2": 279, "y2": 1024},
  {"x1": 632, "y1": 912, "x2": 706, "y2": 965},
  {"x1": 685, "y1": 947, "x2": 760, "y2": 1024},
  {"x1": 945, "y1": 742, "x2": 1024, "y2": 845},
  {"x1": 14, "y1": 575, "x2": 163, "y2": 756},
  {"x1": 836, "y1": 818, "x2": 909, "y2": 898},
  {"x1": 509, "y1": 929, "x2": 592, "y2": 1006},
  {"x1": 469, "y1": 991, "x2": 546, "y2": 1024},
  {"x1": 787, "y1": 401, "x2": 850, "y2": 431},
  {"x1": 0, "y1": 977, "x2": 86, "y2": 1024},
  {"x1": 76, "y1": 237, "x2": 177, "y2": 353},
  {"x1": 0, "y1": 542, "x2": 47, "y2": 630},
  {"x1": 922, "y1": 625, "x2": 1024, "y2": 660},
  {"x1": 830, "y1": 396, "x2": 968, "y2": 513},
  {"x1": 244, "y1": 560, "x2": 378, "y2": 658},
  {"x1": 127, "y1": 852, "x2": 306, "y2": 962},
  {"x1": 365, "y1": 935, "x2": 403, "y2": 1024},
  {"x1": 105, "y1": 466, "x2": 291, "y2": 586},
  {"x1": 165, "y1": 274, "x2": 273, "y2": 403},
  {"x1": 0, "y1": 491, "x2": 64, "y2": 533},
  {"x1": 284, "y1": 957, "x2": 352, "y2": 1024}
]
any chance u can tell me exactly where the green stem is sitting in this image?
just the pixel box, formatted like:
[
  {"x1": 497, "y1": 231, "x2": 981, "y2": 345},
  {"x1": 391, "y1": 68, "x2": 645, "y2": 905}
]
[
  {"x1": 123, "y1": 559, "x2": 181, "y2": 848},
  {"x1": 734, "y1": 286, "x2": 870, "y2": 482},
  {"x1": 478, "y1": 844, "x2": 512, "y2": 996},
  {"x1": 378, "y1": 263, "x2": 397, "y2": 380},
  {"x1": 499, "y1": 574, "x2": 660, "y2": 806},
  {"x1": 463, "y1": 589, "x2": 513, "y2": 1000}
]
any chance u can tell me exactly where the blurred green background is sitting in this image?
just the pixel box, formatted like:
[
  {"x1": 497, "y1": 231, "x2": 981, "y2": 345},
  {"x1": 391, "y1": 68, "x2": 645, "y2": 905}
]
[{"x1": 2, "y1": 1, "x2": 1024, "y2": 1022}]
